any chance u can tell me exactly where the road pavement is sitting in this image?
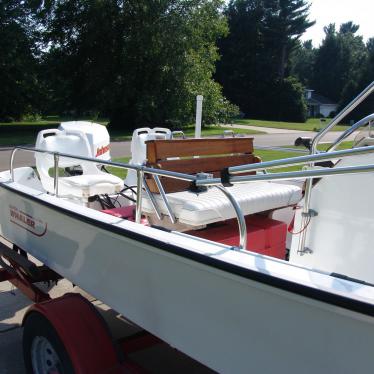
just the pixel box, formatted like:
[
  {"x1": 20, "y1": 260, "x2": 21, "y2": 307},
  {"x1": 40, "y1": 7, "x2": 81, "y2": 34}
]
[
  {"x1": 226, "y1": 123, "x2": 307, "y2": 134},
  {"x1": 0, "y1": 128, "x2": 353, "y2": 171}
]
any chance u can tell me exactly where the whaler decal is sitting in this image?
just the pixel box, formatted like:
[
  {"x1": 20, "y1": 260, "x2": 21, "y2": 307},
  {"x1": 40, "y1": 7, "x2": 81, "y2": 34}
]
[
  {"x1": 96, "y1": 144, "x2": 110, "y2": 157},
  {"x1": 9, "y1": 205, "x2": 47, "y2": 237}
]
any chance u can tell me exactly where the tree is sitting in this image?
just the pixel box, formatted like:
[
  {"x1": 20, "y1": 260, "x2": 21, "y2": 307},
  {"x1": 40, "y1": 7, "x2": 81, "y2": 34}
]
[
  {"x1": 268, "y1": 76, "x2": 307, "y2": 122},
  {"x1": 339, "y1": 38, "x2": 374, "y2": 121},
  {"x1": 0, "y1": 1, "x2": 40, "y2": 121},
  {"x1": 37, "y1": 0, "x2": 234, "y2": 129},
  {"x1": 312, "y1": 22, "x2": 367, "y2": 103},
  {"x1": 290, "y1": 40, "x2": 316, "y2": 86},
  {"x1": 216, "y1": 0, "x2": 313, "y2": 121},
  {"x1": 339, "y1": 21, "x2": 359, "y2": 35},
  {"x1": 216, "y1": 0, "x2": 267, "y2": 116},
  {"x1": 263, "y1": 0, "x2": 315, "y2": 80}
]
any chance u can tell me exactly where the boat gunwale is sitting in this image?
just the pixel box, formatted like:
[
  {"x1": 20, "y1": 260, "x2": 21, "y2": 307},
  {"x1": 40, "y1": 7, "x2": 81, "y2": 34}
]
[{"x1": 1, "y1": 178, "x2": 374, "y2": 318}]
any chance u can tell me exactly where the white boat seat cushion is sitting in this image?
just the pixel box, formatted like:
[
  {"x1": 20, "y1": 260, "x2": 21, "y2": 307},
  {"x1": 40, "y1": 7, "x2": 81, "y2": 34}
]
[
  {"x1": 58, "y1": 173, "x2": 123, "y2": 197},
  {"x1": 142, "y1": 181, "x2": 302, "y2": 226}
]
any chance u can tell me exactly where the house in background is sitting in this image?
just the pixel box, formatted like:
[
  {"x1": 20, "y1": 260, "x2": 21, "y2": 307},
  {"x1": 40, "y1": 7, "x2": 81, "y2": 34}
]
[{"x1": 305, "y1": 89, "x2": 338, "y2": 118}]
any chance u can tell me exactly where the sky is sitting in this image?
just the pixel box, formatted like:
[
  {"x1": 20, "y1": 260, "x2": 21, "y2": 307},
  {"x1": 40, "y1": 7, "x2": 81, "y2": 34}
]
[{"x1": 301, "y1": 0, "x2": 374, "y2": 46}]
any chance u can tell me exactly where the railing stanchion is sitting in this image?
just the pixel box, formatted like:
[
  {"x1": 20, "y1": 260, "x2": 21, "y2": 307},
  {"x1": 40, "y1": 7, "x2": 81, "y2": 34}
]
[
  {"x1": 10, "y1": 148, "x2": 17, "y2": 182},
  {"x1": 216, "y1": 186, "x2": 247, "y2": 250},
  {"x1": 136, "y1": 169, "x2": 144, "y2": 224},
  {"x1": 143, "y1": 176, "x2": 162, "y2": 220},
  {"x1": 153, "y1": 175, "x2": 176, "y2": 224},
  {"x1": 53, "y1": 153, "x2": 59, "y2": 196}
]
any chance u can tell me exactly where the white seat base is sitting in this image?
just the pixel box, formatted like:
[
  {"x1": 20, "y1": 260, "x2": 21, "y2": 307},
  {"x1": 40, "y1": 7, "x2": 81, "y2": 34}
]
[{"x1": 142, "y1": 181, "x2": 302, "y2": 226}]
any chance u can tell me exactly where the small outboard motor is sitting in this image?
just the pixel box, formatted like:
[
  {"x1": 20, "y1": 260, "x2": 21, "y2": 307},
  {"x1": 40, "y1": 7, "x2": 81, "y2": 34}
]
[
  {"x1": 124, "y1": 127, "x2": 172, "y2": 187},
  {"x1": 58, "y1": 121, "x2": 112, "y2": 161}
]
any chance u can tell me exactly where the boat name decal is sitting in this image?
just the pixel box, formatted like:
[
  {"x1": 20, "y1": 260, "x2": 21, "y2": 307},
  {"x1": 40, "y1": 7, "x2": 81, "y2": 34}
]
[
  {"x1": 96, "y1": 144, "x2": 110, "y2": 157},
  {"x1": 9, "y1": 206, "x2": 47, "y2": 237}
]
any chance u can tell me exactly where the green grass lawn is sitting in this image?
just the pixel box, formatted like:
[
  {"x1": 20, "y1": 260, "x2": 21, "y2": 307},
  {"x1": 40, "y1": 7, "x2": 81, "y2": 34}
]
[
  {"x1": 254, "y1": 148, "x2": 303, "y2": 172},
  {"x1": 0, "y1": 118, "x2": 263, "y2": 146},
  {"x1": 108, "y1": 141, "x2": 354, "y2": 178},
  {"x1": 110, "y1": 153, "x2": 303, "y2": 178},
  {"x1": 0, "y1": 116, "x2": 108, "y2": 127},
  {"x1": 235, "y1": 118, "x2": 349, "y2": 132},
  {"x1": 110, "y1": 125, "x2": 263, "y2": 142},
  {"x1": 0, "y1": 116, "x2": 109, "y2": 146},
  {"x1": 254, "y1": 141, "x2": 354, "y2": 173},
  {"x1": 108, "y1": 157, "x2": 130, "y2": 179},
  {"x1": 183, "y1": 125, "x2": 264, "y2": 136},
  {"x1": 0, "y1": 133, "x2": 35, "y2": 146},
  {"x1": 0, "y1": 116, "x2": 351, "y2": 146}
]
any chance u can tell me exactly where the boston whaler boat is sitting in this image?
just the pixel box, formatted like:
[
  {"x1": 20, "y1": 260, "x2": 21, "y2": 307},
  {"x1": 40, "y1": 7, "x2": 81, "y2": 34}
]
[{"x1": 1, "y1": 83, "x2": 374, "y2": 373}]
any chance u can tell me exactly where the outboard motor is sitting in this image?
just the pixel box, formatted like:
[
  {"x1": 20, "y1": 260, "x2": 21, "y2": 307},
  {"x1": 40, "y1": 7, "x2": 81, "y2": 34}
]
[
  {"x1": 124, "y1": 127, "x2": 172, "y2": 187},
  {"x1": 58, "y1": 121, "x2": 112, "y2": 161}
]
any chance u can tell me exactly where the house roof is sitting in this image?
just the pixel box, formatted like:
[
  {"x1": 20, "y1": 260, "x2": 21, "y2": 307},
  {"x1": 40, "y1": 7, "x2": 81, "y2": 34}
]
[{"x1": 307, "y1": 92, "x2": 337, "y2": 106}]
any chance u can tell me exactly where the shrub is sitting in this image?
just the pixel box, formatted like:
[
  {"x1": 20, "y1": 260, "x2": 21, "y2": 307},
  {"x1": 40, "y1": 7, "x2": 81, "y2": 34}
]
[
  {"x1": 268, "y1": 77, "x2": 307, "y2": 123},
  {"x1": 329, "y1": 111, "x2": 336, "y2": 118}
]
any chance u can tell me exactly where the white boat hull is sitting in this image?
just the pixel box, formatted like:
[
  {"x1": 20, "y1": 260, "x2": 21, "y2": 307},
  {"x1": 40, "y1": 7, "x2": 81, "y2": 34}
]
[{"x1": 1, "y1": 180, "x2": 374, "y2": 373}]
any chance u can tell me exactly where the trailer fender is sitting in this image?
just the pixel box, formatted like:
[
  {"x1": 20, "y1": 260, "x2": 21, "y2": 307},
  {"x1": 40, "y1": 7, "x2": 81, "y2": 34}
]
[{"x1": 23, "y1": 293, "x2": 121, "y2": 374}]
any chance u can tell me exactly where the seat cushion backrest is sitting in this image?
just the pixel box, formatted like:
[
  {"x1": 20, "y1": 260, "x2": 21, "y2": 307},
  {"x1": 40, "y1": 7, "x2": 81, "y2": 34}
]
[{"x1": 145, "y1": 138, "x2": 259, "y2": 193}]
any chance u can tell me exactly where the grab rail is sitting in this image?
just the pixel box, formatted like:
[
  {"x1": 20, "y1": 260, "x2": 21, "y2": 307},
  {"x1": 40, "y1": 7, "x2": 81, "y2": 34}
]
[
  {"x1": 10, "y1": 146, "x2": 196, "y2": 183},
  {"x1": 197, "y1": 162, "x2": 374, "y2": 186},
  {"x1": 194, "y1": 144, "x2": 374, "y2": 254},
  {"x1": 215, "y1": 186, "x2": 246, "y2": 249},
  {"x1": 9, "y1": 146, "x2": 247, "y2": 248},
  {"x1": 10, "y1": 146, "x2": 194, "y2": 223},
  {"x1": 299, "y1": 81, "x2": 374, "y2": 254},
  {"x1": 311, "y1": 81, "x2": 374, "y2": 153},
  {"x1": 10, "y1": 140, "x2": 374, "y2": 254},
  {"x1": 215, "y1": 145, "x2": 374, "y2": 177},
  {"x1": 327, "y1": 113, "x2": 374, "y2": 152}
]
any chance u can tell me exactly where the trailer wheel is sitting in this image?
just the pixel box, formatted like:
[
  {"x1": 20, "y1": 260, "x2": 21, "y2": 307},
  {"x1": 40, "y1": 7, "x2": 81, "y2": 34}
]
[{"x1": 23, "y1": 312, "x2": 74, "y2": 374}]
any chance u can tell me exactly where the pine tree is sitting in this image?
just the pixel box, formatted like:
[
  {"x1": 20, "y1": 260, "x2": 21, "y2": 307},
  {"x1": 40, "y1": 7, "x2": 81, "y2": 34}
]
[
  {"x1": 217, "y1": 0, "x2": 313, "y2": 120},
  {"x1": 312, "y1": 22, "x2": 367, "y2": 103},
  {"x1": 290, "y1": 40, "x2": 316, "y2": 86},
  {"x1": 263, "y1": 0, "x2": 315, "y2": 79}
]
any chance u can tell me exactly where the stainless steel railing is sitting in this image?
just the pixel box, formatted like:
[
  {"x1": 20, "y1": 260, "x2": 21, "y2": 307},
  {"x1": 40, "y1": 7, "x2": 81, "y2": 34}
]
[
  {"x1": 10, "y1": 147, "x2": 196, "y2": 183},
  {"x1": 9, "y1": 146, "x2": 249, "y2": 248},
  {"x1": 194, "y1": 144, "x2": 374, "y2": 254},
  {"x1": 10, "y1": 140, "x2": 374, "y2": 254},
  {"x1": 193, "y1": 145, "x2": 374, "y2": 186},
  {"x1": 10, "y1": 146, "x2": 195, "y2": 226},
  {"x1": 310, "y1": 81, "x2": 374, "y2": 154},
  {"x1": 327, "y1": 113, "x2": 374, "y2": 152},
  {"x1": 300, "y1": 81, "x2": 374, "y2": 254},
  {"x1": 196, "y1": 161, "x2": 374, "y2": 186}
]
